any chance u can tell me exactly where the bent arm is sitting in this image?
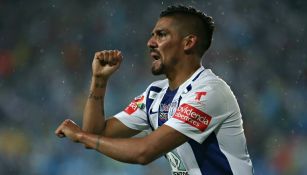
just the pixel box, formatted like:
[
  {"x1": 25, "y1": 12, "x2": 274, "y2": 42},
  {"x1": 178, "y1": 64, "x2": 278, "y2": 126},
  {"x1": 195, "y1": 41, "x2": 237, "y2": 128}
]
[
  {"x1": 79, "y1": 125, "x2": 188, "y2": 164},
  {"x1": 82, "y1": 50, "x2": 140, "y2": 138}
]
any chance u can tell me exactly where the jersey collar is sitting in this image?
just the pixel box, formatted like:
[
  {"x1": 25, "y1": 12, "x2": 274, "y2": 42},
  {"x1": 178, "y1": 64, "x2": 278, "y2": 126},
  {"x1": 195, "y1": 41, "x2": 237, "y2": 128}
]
[{"x1": 178, "y1": 66, "x2": 205, "y2": 94}]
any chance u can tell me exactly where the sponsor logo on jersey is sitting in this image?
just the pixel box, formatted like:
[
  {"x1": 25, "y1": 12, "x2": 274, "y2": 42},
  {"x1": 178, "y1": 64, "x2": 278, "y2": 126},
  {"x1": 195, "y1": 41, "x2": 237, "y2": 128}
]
[
  {"x1": 195, "y1": 91, "x2": 207, "y2": 101},
  {"x1": 166, "y1": 151, "x2": 188, "y2": 175},
  {"x1": 172, "y1": 172, "x2": 189, "y2": 175},
  {"x1": 159, "y1": 100, "x2": 179, "y2": 125},
  {"x1": 173, "y1": 103, "x2": 211, "y2": 132},
  {"x1": 160, "y1": 103, "x2": 170, "y2": 112},
  {"x1": 124, "y1": 95, "x2": 144, "y2": 115},
  {"x1": 159, "y1": 103, "x2": 171, "y2": 125}
]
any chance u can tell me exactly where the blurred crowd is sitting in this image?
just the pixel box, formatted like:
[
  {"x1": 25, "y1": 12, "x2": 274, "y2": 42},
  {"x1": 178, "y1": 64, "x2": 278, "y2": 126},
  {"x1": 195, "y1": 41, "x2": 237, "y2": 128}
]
[{"x1": 0, "y1": 0, "x2": 306, "y2": 174}]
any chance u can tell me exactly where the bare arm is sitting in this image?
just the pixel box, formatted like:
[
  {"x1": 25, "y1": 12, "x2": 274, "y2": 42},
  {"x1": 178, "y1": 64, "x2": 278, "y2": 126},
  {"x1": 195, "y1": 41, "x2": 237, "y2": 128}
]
[
  {"x1": 56, "y1": 50, "x2": 181, "y2": 163},
  {"x1": 55, "y1": 119, "x2": 188, "y2": 165},
  {"x1": 82, "y1": 76, "x2": 107, "y2": 134},
  {"x1": 82, "y1": 50, "x2": 140, "y2": 138}
]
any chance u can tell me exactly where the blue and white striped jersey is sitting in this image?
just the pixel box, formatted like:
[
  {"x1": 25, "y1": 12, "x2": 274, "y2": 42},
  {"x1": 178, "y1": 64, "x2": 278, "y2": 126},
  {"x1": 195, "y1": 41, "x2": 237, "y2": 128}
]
[{"x1": 114, "y1": 66, "x2": 254, "y2": 175}]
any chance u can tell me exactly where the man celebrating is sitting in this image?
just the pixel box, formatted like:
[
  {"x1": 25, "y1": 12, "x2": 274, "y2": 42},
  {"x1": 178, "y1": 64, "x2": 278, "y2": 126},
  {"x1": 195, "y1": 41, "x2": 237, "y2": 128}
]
[{"x1": 55, "y1": 5, "x2": 254, "y2": 175}]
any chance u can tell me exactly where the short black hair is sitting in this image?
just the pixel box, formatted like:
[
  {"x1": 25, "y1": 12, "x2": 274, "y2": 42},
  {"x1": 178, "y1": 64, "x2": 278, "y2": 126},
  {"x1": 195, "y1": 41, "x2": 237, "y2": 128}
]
[{"x1": 160, "y1": 5, "x2": 214, "y2": 57}]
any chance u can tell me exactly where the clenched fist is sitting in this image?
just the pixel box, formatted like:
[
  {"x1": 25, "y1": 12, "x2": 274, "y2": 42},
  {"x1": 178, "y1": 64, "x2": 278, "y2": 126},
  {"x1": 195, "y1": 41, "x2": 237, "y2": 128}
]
[
  {"x1": 92, "y1": 50, "x2": 123, "y2": 78},
  {"x1": 55, "y1": 119, "x2": 83, "y2": 142}
]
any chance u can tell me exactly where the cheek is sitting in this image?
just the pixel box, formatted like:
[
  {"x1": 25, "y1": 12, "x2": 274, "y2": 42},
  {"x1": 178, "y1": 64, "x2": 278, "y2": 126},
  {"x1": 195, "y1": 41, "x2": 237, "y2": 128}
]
[
  {"x1": 162, "y1": 41, "x2": 182, "y2": 57},
  {"x1": 160, "y1": 41, "x2": 179, "y2": 53},
  {"x1": 159, "y1": 43, "x2": 182, "y2": 65}
]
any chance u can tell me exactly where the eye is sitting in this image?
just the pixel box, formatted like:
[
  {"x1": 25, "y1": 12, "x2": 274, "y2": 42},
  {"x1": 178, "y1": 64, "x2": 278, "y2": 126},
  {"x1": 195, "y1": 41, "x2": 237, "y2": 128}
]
[{"x1": 157, "y1": 31, "x2": 167, "y2": 37}]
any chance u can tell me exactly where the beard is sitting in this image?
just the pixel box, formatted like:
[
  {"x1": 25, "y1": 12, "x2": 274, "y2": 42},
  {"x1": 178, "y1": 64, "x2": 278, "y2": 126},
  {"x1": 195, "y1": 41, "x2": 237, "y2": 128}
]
[{"x1": 151, "y1": 60, "x2": 164, "y2": 75}]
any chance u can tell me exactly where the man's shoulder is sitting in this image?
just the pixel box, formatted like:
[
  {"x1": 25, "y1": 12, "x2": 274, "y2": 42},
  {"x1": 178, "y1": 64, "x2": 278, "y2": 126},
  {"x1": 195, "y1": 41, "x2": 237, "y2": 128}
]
[
  {"x1": 194, "y1": 69, "x2": 226, "y2": 87},
  {"x1": 192, "y1": 69, "x2": 233, "y2": 96}
]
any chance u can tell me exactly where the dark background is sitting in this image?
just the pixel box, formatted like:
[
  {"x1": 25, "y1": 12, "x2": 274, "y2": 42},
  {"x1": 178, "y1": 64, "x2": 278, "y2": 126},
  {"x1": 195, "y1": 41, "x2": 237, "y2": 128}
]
[{"x1": 1, "y1": 0, "x2": 306, "y2": 174}]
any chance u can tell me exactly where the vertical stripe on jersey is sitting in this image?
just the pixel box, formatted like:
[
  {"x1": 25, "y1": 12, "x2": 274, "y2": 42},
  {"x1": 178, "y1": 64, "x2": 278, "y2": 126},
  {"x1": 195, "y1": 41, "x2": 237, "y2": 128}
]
[
  {"x1": 158, "y1": 88, "x2": 178, "y2": 126},
  {"x1": 188, "y1": 132, "x2": 233, "y2": 175},
  {"x1": 146, "y1": 86, "x2": 162, "y2": 131}
]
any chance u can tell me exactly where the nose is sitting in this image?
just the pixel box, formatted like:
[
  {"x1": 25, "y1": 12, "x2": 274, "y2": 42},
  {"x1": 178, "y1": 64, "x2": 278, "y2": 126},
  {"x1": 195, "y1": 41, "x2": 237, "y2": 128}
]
[{"x1": 147, "y1": 36, "x2": 157, "y2": 49}]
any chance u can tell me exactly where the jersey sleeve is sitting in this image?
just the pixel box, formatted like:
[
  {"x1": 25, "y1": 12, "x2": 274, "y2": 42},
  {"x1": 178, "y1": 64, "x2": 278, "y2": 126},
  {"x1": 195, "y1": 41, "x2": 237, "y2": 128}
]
[
  {"x1": 164, "y1": 82, "x2": 231, "y2": 143},
  {"x1": 113, "y1": 90, "x2": 150, "y2": 131}
]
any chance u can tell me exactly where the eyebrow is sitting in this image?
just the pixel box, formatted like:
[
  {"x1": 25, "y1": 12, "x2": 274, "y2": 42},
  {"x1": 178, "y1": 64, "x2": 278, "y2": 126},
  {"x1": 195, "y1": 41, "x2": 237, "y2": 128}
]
[{"x1": 151, "y1": 28, "x2": 167, "y2": 35}]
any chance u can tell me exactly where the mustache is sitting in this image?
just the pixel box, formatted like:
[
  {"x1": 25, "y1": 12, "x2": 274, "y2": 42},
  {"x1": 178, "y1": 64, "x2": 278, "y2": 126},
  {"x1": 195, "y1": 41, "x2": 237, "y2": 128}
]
[{"x1": 149, "y1": 48, "x2": 160, "y2": 54}]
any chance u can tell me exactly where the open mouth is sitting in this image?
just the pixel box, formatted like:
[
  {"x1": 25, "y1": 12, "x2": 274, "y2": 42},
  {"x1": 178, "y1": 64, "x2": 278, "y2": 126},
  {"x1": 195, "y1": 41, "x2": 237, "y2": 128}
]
[
  {"x1": 150, "y1": 51, "x2": 161, "y2": 60},
  {"x1": 152, "y1": 55, "x2": 160, "y2": 60}
]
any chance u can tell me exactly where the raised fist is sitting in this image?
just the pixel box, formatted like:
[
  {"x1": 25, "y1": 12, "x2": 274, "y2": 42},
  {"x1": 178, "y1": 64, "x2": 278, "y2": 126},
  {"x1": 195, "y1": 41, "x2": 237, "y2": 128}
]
[{"x1": 92, "y1": 50, "x2": 123, "y2": 78}]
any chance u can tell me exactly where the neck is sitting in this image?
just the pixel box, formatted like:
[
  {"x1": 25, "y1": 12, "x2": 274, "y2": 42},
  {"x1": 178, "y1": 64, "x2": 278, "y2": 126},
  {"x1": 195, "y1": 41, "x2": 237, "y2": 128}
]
[{"x1": 167, "y1": 63, "x2": 201, "y2": 90}]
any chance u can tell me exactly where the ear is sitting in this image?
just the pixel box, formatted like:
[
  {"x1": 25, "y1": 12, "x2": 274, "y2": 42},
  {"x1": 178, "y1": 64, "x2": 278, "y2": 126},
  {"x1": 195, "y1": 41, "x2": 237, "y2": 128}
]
[{"x1": 183, "y1": 35, "x2": 197, "y2": 52}]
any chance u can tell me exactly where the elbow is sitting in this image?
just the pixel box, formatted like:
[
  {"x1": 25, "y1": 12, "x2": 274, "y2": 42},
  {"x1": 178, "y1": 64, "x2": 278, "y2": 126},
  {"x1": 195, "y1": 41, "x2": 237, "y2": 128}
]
[
  {"x1": 137, "y1": 155, "x2": 154, "y2": 165},
  {"x1": 82, "y1": 126, "x2": 102, "y2": 135},
  {"x1": 82, "y1": 122, "x2": 107, "y2": 135},
  {"x1": 135, "y1": 146, "x2": 156, "y2": 165},
  {"x1": 82, "y1": 125, "x2": 91, "y2": 133}
]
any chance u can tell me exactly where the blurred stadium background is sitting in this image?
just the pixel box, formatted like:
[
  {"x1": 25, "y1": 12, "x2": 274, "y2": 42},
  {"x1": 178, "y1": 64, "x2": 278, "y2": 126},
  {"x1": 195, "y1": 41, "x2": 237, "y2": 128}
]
[{"x1": 1, "y1": 0, "x2": 306, "y2": 174}]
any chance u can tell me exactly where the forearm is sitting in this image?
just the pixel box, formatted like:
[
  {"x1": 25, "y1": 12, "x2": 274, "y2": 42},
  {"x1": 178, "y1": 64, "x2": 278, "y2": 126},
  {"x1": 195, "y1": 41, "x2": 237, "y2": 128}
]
[
  {"x1": 57, "y1": 119, "x2": 188, "y2": 165},
  {"x1": 79, "y1": 132, "x2": 157, "y2": 165},
  {"x1": 82, "y1": 76, "x2": 108, "y2": 134}
]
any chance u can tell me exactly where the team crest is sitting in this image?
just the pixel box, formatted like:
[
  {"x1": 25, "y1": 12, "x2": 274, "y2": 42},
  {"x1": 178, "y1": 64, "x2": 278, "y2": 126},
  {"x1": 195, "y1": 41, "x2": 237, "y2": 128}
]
[{"x1": 168, "y1": 99, "x2": 179, "y2": 117}]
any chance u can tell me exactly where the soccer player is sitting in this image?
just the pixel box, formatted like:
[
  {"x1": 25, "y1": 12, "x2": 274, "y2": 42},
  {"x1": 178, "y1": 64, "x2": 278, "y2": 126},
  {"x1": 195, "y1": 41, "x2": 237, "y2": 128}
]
[{"x1": 55, "y1": 5, "x2": 254, "y2": 175}]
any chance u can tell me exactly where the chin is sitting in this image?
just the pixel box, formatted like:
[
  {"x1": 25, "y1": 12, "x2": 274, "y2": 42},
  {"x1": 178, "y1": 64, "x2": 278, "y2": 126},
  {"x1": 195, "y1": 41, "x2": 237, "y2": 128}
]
[{"x1": 151, "y1": 67, "x2": 164, "y2": 75}]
